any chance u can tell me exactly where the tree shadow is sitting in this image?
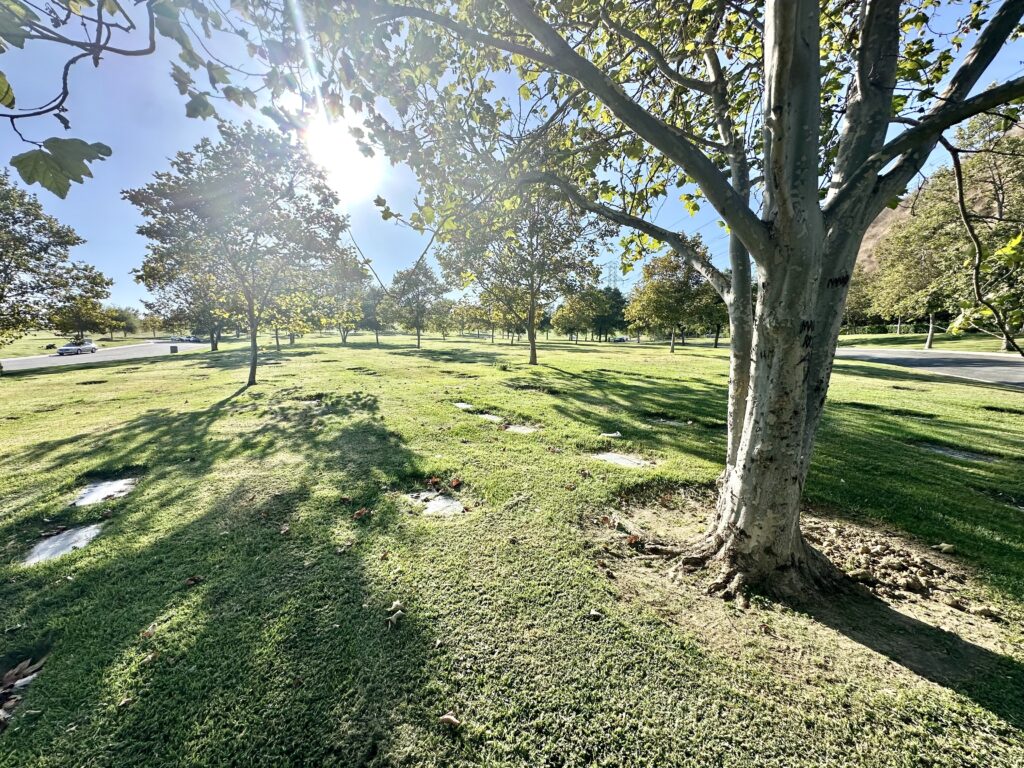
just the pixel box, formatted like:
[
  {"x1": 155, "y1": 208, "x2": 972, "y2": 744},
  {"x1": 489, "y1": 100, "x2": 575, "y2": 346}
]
[
  {"x1": 393, "y1": 346, "x2": 510, "y2": 366},
  {"x1": 788, "y1": 585, "x2": 1024, "y2": 728},
  {"x1": 1, "y1": 392, "x2": 443, "y2": 763}
]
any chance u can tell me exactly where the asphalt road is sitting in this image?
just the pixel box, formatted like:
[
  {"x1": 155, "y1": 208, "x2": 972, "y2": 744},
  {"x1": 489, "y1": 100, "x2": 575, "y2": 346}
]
[
  {"x1": 1, "y1": 341, "x2": 207, "y2": 373},
  {"x1": 835, "y1": 347, "x2": 1024, "y2": 388}
]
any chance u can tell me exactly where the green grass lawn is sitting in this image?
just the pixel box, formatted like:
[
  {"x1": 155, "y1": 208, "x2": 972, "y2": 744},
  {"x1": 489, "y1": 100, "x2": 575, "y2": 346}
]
[
  {"x1": 0, "y1": 332, "x2": 160, "y2": 359},
  {"x1": 1, "y1": 334, "x2": 1022, "y2": 766},
  {"x1": 838, "y1": 331, "x2": 1011, "y2": 352}
]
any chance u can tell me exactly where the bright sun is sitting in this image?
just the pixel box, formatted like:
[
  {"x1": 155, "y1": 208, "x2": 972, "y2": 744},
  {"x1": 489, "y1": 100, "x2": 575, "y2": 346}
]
[{"x1": 301, "y1": 113, "x2": 387, "y2": 207}]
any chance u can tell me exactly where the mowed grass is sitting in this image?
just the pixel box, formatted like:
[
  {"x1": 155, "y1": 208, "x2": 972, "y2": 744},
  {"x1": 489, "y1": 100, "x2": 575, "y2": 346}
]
[
  {"x1": 1, "y1": 334, "x2": 1022, "y2": 767},
  {"x1": 838, "y1": 331, "x2": 1011, "y2": 352}
]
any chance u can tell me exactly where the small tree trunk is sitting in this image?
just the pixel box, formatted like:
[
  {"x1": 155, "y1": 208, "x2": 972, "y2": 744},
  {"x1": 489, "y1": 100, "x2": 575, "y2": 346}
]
[
  {"x1": 527, "y1": 301, "x2": 539, "y2": 365},
  {"x1": 669, "y1": 328, "x2": 676, "y2": 353},
  {"x1": 679, "y1": 328, "x2": 686, "y2": 345},
  {"x1": 289, "y1": 332, "x2": 295, "y2": 345},
  {"x1": 1001, "y1": 332, "x2": 1011, "y2": 352},
  {"x1": 896, "y1": 316, "x2": 902, "y2": 335},
  {"x1": 246, "y1": 310, "x2": 258, "y2": 387},
  {"x1": 714, "y1": 324, "x2": 721, "y2": 348},
  {"x1": 416, "y1": 327, "x2": 421, "y2": 348},
  {"x1": 375, "y1": 329, "x2": 380, "y2": 347},
  {"x1": 924, "y1": 313, "x2": 935, "y2": 350},
  {"x1": 274, "y1": 328, "x2": 281, "y2": 352}
]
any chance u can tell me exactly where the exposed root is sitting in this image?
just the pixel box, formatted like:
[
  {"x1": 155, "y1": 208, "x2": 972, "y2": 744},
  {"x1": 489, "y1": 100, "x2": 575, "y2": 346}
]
[{"x1": 668, "y1": 534, "x2": 846, "y2": 604}]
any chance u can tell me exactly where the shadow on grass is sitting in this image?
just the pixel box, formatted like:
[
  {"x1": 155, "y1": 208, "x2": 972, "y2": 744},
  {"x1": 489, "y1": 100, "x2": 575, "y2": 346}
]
[
  {"x1": 393, "y1": 346, "x2": 511, "y2": 366},
  {"x1": 1, "y1": 388, "x2": 441, "y2": 763},
  {"x1": 792, "y1": 586, "x2": 1024, "y2": 728}
]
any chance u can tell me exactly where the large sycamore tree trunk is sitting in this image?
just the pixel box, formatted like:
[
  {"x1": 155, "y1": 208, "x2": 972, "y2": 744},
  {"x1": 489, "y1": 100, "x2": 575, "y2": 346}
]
[
  {"x1": 429, "y1": 0, "x2": 1023, "y2": 597},
  {"x1": 674, "y1": 0, "x2": 859, "y2": 597}
]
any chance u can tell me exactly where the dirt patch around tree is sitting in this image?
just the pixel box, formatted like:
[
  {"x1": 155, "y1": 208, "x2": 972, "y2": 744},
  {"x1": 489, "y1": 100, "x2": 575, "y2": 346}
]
[{"x1": 583, "y1": 485, "x2": 1022, "y2": 722}]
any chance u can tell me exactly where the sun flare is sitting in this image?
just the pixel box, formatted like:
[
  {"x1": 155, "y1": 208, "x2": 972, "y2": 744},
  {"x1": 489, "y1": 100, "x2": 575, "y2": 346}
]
[{"x1": 301, "y1": 113, "x2": 386, "y2": 207}]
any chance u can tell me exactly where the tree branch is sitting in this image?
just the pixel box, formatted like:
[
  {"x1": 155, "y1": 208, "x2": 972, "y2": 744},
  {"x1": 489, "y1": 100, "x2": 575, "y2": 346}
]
[
  {"x1": 940, "y1": 135, "x2": 1024, "y2": 357},
  {"x1": 518, "y1": 170, "x2": 730, "y2": 297},
  {"x1": 501, "y1": 0, "x2": 771, "y2": 259},
  {"x1": 372, "y1": 3, "x2": 558, "y2": 68},
  {"x1": 598, "y1": 8, "x2": 713, "y2": 94},
  {"x1": 828, "y1": 0, "x2": 1024, "y2": 220}
]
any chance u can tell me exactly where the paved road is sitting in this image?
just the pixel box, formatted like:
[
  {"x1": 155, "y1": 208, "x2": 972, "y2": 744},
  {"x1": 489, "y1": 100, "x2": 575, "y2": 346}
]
[
  {"x1": 1, "y1": 341, "x2": 207, "y2": 373},
  {"x1": 835, "y1": 347, "x2": 1024, "y2": 388}
]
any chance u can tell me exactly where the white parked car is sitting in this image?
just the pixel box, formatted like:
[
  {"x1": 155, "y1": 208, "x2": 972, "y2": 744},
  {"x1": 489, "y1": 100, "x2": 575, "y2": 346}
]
[{"x1": 57, "y1": 339, "x2": 99, "y2": 356}]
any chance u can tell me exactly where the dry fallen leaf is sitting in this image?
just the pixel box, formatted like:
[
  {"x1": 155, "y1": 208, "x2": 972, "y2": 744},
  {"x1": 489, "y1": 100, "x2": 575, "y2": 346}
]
[
  {"x1": 184, "y1": 575, "x2": 204, "y2": 588},
  {"x1": 117, "y1": 697, "x2": 134, "y2": 709},
  {"x1": 352, "y1": 508, "x2": 372, "y2": 521},
  {"x1": 449, "y1": 477, "x2": 462, "y2": 489},
  {"x1": 388, "y1": 600, "x2": 405, "y2": 613},
  {"x1": 279, "y1": 524, "x2": 290, "y2": 535},
  {"x1": 427, "y1": 476, "x2": 441, "y2": 488},
  {"x1": 386, "y1": 609, "x2": 405, "y2": 629},
  {"x1": 439, "y1": 711, "x2": 461, "y2": 728}
]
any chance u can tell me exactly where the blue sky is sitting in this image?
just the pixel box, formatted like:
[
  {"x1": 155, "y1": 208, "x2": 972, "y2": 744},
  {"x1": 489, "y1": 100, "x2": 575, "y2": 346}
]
[
  {"x1": 3, "y1": 16, "x2": 1022, "y2": 308},
  {"x1": 3, "y1": 43, "x2": 437, "y2": 307}
]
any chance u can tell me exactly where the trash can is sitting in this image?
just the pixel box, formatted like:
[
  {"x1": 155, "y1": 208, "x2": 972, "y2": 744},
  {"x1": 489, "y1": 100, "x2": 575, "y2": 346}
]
[{"x1": 170, "y1": 345, "x2": 178, "y2": 354}]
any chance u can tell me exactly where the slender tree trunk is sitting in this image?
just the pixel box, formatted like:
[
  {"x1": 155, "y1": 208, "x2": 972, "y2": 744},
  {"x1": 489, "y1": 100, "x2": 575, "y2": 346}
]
[
  {"x1": 527, "y1": 301, "x2": 539, "y2": 365},
  {"x1": 669, "y1": 328, "x2": 676, "y2": 353},
  {"x1": 924, "y1": 313, "x2": 935, "y2": 349},
  {"x1": 375, "y1": 329, "x2": 380, "y2": 347},
  {"x1": 246, "y1": 309, "x2": 258, "y2": 387},
  {"x1": 896, "y1": 316, "x2": 902, "y2": 335},
  {"x1": 713, "y1": 324, "x2": 721, "y2": 348},
  {"x1": 289, "y1": 332, "x2": 295, "y2": 345},
  {"x1": 679, "y1": 328, "x2": 686, "y2": 345},
  {"x1": 416, "y1": 326, "x2": 421, "y2": 348},
  {"x1": 274, "y1": 328, "x2": 280, "y2": 352}
]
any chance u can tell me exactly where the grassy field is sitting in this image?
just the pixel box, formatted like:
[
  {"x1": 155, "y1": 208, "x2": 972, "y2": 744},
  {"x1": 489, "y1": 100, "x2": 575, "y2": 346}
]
[
  {"x1": 0, "y1": 332, "x2": 161, "y2": 359},
  {"x1": 838, "y1": 331, "x2": 1011, "y2": 352},
  {"x1": 1, "y1": 334, "x2": 1022, "y2": 766}
]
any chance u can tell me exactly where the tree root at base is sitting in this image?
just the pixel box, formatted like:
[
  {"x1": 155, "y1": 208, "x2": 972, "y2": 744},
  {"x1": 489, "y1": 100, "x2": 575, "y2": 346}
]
[{"x1": 666, "y1": 535, "x2": 846, "y2": 604}]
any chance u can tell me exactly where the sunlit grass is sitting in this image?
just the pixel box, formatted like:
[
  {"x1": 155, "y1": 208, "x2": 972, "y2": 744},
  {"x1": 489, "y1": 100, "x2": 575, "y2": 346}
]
[{"x1": 1, "y1": 333, "x2": 1022, "y2": 766}]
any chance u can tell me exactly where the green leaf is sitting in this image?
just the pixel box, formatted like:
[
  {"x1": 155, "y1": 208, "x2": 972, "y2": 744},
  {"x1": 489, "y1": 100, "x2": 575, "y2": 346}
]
[
  {"x1": 185, "y1": 92, "x2": 216, "y2": 119},
  {"x1": 11, "y1": 149, "x2": 70, "y2": 198},
  {"x1": 10, "y1": 138, "x2": 111, "y2": 198},
  {"x1": 0, "y1": 5, "x2": 30, "y2": 50},
  {"x1": 206, "y1": 61, "x2": 230, "y2": 89},
  {"x1": 222, "y1": 85, "x2": 245, "y2": 106},
  {"x1": 170, "y1": 63, "x2": 192, "y2": 95},
  {"x1": 0, "y1": 70, "x2": 13, "y2": 108}
]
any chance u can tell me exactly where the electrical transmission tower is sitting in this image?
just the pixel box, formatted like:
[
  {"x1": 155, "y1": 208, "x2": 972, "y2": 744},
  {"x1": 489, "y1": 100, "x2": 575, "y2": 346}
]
[{"x1": 600, "y1": 260, "x2": 622, "y2": 290}]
